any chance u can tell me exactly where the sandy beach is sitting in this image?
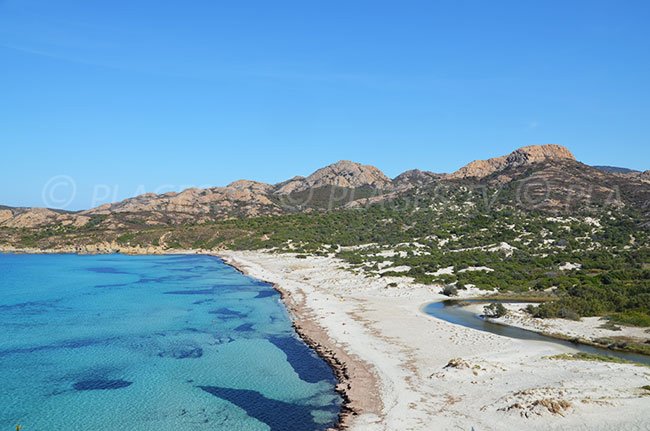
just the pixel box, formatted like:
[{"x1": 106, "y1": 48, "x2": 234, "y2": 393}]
[{"x1": 220, "y1": 250, "x2": 650, "y2": 431}]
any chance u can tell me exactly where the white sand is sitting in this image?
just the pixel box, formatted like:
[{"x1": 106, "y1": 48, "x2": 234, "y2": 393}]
[{"x1": 220, "y1": 251, "x2": 650, "y2": 431}]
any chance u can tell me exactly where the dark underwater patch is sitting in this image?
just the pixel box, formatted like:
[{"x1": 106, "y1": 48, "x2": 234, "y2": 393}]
[
  {"x1": 164, "y1": 288, "x2": 218, "y2": 295},
  {"x1": 208, "y1": 307, "x2": 248, "y2": 319},
  {"x1": 0, "y1": 299, "x2": 61, "y2": 315},
  {"x1": 192, "y1": 299, "x2": 215, "y2": 305},
  {"x1": 199, "y1": 386, "x2": 330, "y2": 431},
  {"x1": 164, "y1": 284, "x2": 260, "y2": 295},
  {"x1": 73, "y1": 379, "x2": 132, "y2": 391},
  {"x1": 255, "y1": 290, "x2": 278, "y2": 299},
  {"x1": 234, "y1": 323, "x2": 255, "y2": 332},
  {"x1": 269, "y1": 336, "x2": 336, "y2": 384},
  {"x1": 0, "y1": 337, "x2": 111, "y2": 358},
  {"x1": 60, "y1": 338, "x2": 106, "y2": 349},
  {"x1": 138, "y1": 274, "x2": 200, "y2": 284},
  {"x1": 94, "y1": 282, "x2": 131, "y2": 289},
  {"x1": 158, "y1": 345, "x2": 203, "y2": 359},
  {"x1": 87, "y1": 267, "x2": 130, "y2": 275}
]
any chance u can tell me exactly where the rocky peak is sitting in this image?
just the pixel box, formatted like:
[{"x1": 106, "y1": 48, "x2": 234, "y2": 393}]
[
  {"x1": 449, "y1": 144, "x2": 575, "y2": 179},
  {"x1": 226, "y1": 180, "x2": 274, "y2": 193},
  {"x1": 505, "y1": 144, "x2": 575, "y2": 166},
  {"x1": 275, "y1": 160, "x2": 392, "y2": 194},
  {"x1": 393, "y1": 169, "x2": 441, "y2": 188}
]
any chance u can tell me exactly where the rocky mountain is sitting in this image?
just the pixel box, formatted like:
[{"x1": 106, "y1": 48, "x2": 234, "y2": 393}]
[
  {"x1": 448, "y1": 144, "x2": 576, "y2": 180},
  {"x1": 0, "y1": 160, "x2": 396, "y2": 229},
  {"x1": 393, "y1": 169, "x2": 441, "y2": 188},
  {"x1": 82, "y1": 180, "x2": 280, "y2": 228},
  {"x1": 1, "y1": 145, "x2": 647, "y2": 230},
  {"x1": 275, "y1": 160, "x2": 393, "y2": 194},
  {"x1": 0, "y1": 206, "x2": 89, "y2": 228}
]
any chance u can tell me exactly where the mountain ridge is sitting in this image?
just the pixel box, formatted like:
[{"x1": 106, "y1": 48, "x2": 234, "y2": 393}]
[
  {"x1": 1, "y1": 144, "x2": 647, "y2": 229},
  {"x1": 448, "y1": 144, "x2": 576, "y2": 179}
]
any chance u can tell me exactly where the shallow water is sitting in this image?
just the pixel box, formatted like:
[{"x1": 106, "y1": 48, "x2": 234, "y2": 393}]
[
  {"x1": 0, "y1": 254, "x2": 341, "y2": 430},
  {"x1": 423, "y1": 300, "x2": 650, "y2": 365}
]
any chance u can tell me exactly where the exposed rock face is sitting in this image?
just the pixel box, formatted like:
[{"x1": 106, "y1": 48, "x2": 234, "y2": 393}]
[
  {"x1": 276, "y1": 160, "x2": 393, "y2": 194},
  {"x1": 0, "y1": 210, "x2": 12, "y2": 225},
  {"x1": 393, "y1": 169, "x2": 441, "y2": 188},
  {"x1": 0, "y1": 208, "x2": 89, "y2": 228},
  {"x1": 82, "y1": 180, "x2": 280, "y2": 224},
  {"x1": 227, "y1": 180, "x2": 274, "y2": 193},
  {"x1": 449, "y1": 144, "x2": 576, "y2": 180}
]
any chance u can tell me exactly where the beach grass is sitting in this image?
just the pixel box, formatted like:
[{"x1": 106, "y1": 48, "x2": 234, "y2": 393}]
[{"x1": 546, "y1": 352, "x2": 649, "y2": 368}]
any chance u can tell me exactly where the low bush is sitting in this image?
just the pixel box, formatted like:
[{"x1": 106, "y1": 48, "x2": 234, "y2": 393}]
[
  {"x1": 442, "y1": 285, "x2": 459, "y2": 297},
  {"x1": 483, "y1": 303, "x2": 508, "y2": 318}
]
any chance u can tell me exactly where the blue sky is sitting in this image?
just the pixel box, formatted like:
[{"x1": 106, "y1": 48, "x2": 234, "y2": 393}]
[{"x1": 1, "y1": 0, "x2": 649, "y2": 210}]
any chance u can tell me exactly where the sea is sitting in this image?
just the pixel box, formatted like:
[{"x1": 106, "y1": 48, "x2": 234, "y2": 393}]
[{"x1": 0, "y1": 253, "x2": 341, "y2": 430}]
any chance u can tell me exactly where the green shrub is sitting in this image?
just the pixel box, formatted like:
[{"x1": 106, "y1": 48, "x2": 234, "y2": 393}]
[
  {"x1": 483, "y1": 303, "x2": 508, "y2": 318},
  {"x1": 609, "y1": 311, "x2": 650, "y2": 327},
  {"x1": 442, "y1": 285, "x2": 458, "y2": 297}
]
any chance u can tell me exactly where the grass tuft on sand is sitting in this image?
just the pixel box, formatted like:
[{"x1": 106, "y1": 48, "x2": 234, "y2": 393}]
[{"x1": 546, "y1": 352, "x2": 649, "y2": 368}]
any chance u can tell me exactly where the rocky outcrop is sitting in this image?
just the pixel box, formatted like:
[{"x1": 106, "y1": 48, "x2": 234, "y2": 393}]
[
  {"x1": 449, "y1": 144, "x2": 576, "y2": 180},
  {"x1": 0, "y1": 209, "x2": 12, "y2": 225},
  {"x1": 82, "y1": 181, "x2": 280, "y2": 224},
  {"x1": 275, "y1": 160, "x2": 393, "y2": 194},
  {"x1": 0, "y1": 207, "x2": 89, "y2": 228},
  {"x1": 227, "y1": 179, "x2": 274, "y2": 193},
  {"x1": 393, "y1": 169, "x2": 441, "y2": 188}
]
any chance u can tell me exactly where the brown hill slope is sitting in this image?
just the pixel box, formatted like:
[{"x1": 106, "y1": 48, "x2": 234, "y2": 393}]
[{"x1": 1, "y1": 145, "x2": 647, "y2": 230}]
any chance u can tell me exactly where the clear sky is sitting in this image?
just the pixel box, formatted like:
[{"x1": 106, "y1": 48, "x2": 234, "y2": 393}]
[{"x1": 1, "y1": 0, "x2": 649, "y2": 210}]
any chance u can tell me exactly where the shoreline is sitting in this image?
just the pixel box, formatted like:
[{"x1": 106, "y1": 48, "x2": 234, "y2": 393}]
[
  {"x1": 218, "y1": 254, "x2": 367, "y2": 430},
  {"x1": 0, "y1": 246, "x2": 373, "y2": 429},
  {"x1": 3, "y1": 247, "x2": 650, "y2": 429}
]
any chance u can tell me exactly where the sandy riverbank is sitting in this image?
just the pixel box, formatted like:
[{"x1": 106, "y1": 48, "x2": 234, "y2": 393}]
[
  {"x1": 473, "y1": 302, "x2": 650, "y2": 344},
  {"x1": 220, "y1": 250, "x2": 650, "y2": 431}
]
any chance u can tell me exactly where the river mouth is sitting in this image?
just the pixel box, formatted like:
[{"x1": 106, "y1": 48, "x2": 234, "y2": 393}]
[{"x1": 423, "y1": 300, "x2": 650, "y2": 366}]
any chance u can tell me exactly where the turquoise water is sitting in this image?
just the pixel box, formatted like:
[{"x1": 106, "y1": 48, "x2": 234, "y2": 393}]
[{"x1": 0, "y1": 254, "x2": 341, "y2": 430}]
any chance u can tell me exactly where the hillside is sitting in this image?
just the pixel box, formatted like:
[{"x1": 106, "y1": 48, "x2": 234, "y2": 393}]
[{"x1": 1, "y1": 145, "x2": 648, "y2": 231}]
